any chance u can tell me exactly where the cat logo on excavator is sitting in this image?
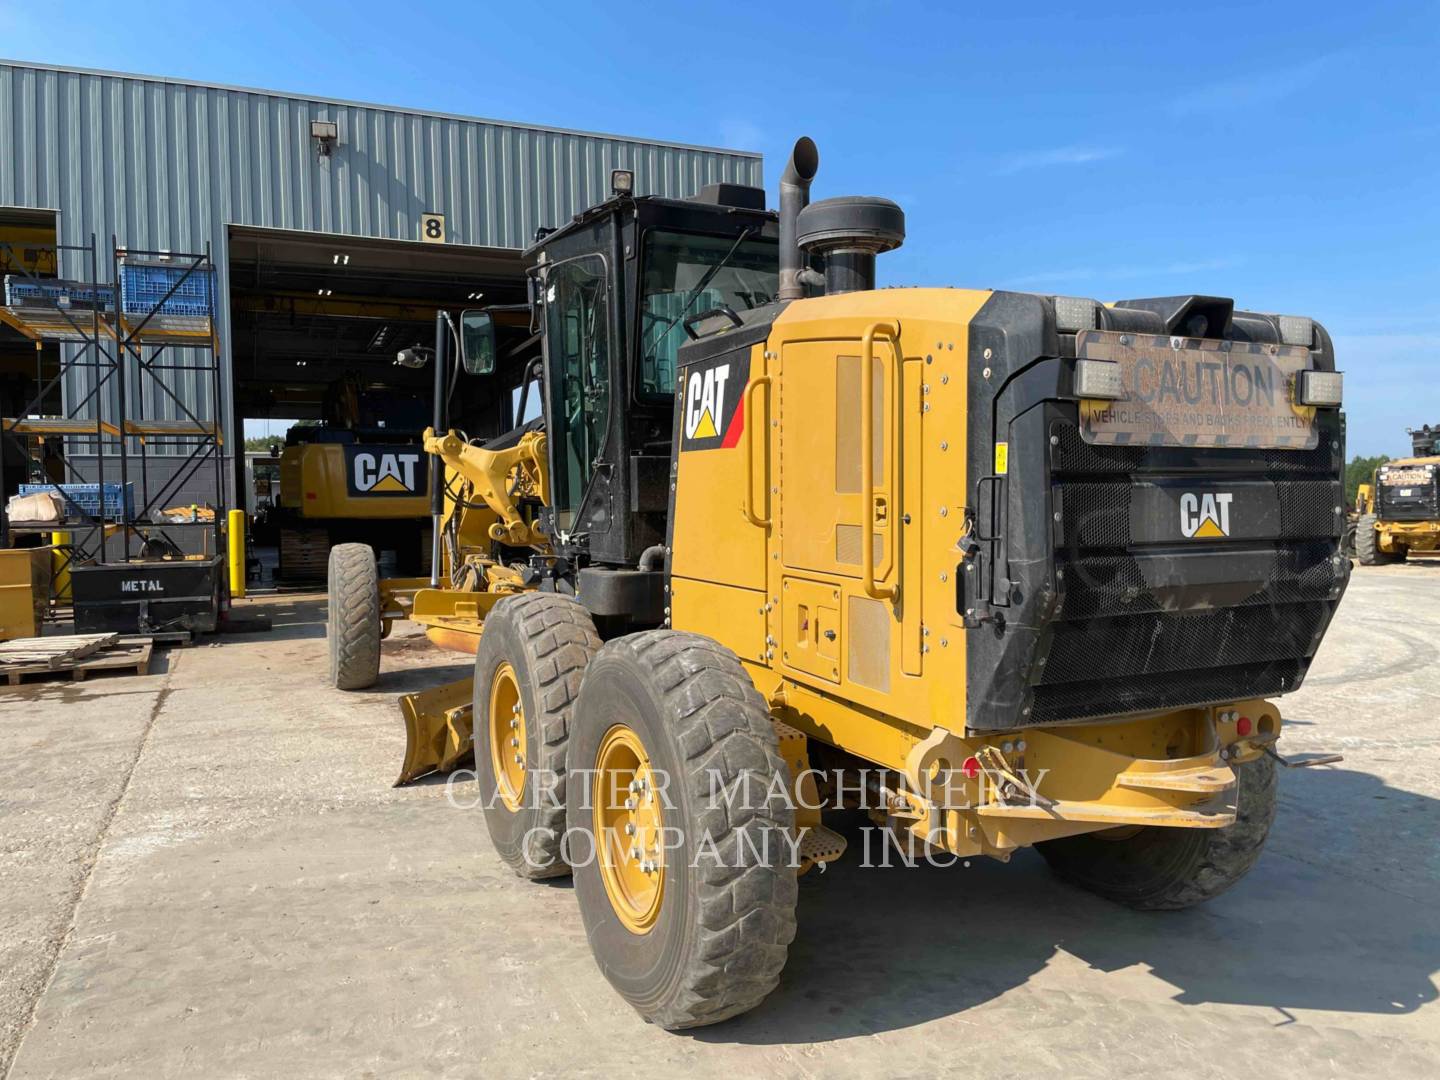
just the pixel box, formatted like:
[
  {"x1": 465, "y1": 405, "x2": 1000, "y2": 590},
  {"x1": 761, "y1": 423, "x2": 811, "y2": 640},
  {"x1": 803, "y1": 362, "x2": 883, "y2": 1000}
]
[{"x1": 350, "y1": 450, "x2": 423, "y2": 495}]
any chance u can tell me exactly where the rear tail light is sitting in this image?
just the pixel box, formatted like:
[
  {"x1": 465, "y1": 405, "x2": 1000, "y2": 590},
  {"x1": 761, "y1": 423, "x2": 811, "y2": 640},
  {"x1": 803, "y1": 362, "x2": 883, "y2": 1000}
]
[
  {"x1": 1297, "y1": 369, "x2": 1343, "y2": 407},
  {"x1": 1074, "y1": 358, "x2": 1124, "y2": 400}
]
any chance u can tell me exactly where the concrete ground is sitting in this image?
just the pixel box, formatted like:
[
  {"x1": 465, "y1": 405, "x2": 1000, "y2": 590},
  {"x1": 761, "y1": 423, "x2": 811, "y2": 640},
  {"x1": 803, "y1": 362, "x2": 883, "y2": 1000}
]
[{"x1": 1, "y1": 567, "x2": 1438, "y2": 1079}]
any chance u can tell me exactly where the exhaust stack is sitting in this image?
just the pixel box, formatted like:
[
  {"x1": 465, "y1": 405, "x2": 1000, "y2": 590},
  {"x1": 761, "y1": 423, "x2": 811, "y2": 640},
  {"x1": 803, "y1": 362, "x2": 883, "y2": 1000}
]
[{"x1": 777, "y1": 137, "x2": 820, "y2": 301}]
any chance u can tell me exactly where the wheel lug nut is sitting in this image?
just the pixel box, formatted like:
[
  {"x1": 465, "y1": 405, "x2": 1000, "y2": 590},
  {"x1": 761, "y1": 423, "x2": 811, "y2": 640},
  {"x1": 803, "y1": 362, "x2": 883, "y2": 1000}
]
[
  {"x1": 509, "y1": 718, "x2": 518, "y2": 729},
  {"x1": 625, "y1": 823, "x2": 636, "y2": 836},
  {"x1": 511, "y1": 703, "x2": 521, "y2": 715},
  {"x1": 630, "y1": 847, "x2": 642, "y2": 860},
  {"x1": 513, "y1": 753, "x2": 523, "y2": 764},
  {"x1": 510, "y1": 737, "x2": 519, "y2": 748},
  {"x1": 624, "y1": 797, "x2": 636, "y2": 810}
]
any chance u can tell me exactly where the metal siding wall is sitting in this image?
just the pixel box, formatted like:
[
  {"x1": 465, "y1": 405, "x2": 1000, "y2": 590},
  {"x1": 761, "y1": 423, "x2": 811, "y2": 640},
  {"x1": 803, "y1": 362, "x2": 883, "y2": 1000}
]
[{"x1": 0, "y1": 62, "x2": 763, "y2": 449}]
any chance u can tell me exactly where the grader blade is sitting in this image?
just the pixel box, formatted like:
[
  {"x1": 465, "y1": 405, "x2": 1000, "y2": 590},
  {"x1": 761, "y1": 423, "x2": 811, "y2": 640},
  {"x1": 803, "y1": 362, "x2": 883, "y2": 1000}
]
[{"x1": 396, "y1": 677, "x2": 476, "y2": 786}]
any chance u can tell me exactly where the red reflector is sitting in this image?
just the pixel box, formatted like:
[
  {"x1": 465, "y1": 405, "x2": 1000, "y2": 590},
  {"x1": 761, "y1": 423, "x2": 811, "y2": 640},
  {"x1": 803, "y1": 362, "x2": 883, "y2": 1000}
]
[
  {"x1": 1236, "y1": 716, "x2": 1253, "y2": 737},
  {"x1": 961, "y1": 756, "x2": 980, "y2": 780},
  {"x1": 305, "y1": 492, "x2": 318, "y2": 500}
]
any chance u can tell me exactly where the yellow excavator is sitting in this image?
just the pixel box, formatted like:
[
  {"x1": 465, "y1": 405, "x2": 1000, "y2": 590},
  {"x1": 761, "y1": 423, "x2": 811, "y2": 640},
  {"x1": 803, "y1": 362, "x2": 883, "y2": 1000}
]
[
  {"x1": 327, "y1": 139, "x2": 1349, "y2": 1029},
  {"x1": 275, "y1": 376, "x2": 431, "y2": 579}
]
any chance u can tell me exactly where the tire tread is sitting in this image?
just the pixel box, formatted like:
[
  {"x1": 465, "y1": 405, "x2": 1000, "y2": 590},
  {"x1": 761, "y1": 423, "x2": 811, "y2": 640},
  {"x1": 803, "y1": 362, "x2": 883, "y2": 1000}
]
[
  {"x1": 485, "y1": 592, "x2": 601, "y2": 879},
  {"x1": 328, "y1": 543, "x2": 380, "y2": 690},
  {"x1": 605, "y1": 630, "x2": 797, "y2": 1029}
]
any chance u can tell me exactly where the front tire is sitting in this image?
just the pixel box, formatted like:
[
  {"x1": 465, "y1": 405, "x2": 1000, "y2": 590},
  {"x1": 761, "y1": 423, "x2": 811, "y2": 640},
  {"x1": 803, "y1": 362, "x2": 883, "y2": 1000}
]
[
  {"x1": 1355, "y1": 513, "x2": 1392, "y2": 566},
  {"x1": 327, "y1": 543, "x2": 380, "y2": 690},
  {"x1": 567, "y1": 631, "x2": 797, "y2": 1029},
  {"x1": 1037, "y1": 755, "x2": 1277, "y2": 911},
  {"x1": 473, "y1": 593, "x2": 600, "y2": 880}
]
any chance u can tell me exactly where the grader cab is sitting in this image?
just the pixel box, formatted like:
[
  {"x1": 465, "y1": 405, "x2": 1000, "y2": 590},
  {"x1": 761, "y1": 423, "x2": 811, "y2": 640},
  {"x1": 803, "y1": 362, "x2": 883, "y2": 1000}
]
[{"x1": 327, "y1": 138, "x2": 1350, "y2": 1029}]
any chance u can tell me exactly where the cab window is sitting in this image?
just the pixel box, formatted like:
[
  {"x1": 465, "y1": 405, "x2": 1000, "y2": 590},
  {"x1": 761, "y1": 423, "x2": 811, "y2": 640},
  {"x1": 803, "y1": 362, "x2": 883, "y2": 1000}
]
[
  {"x1": 638, "y1": 231, "x2": 777, "y2": 398},
  {"x1": 544, "y1": 254, "x2": 610, "y2": 530}
]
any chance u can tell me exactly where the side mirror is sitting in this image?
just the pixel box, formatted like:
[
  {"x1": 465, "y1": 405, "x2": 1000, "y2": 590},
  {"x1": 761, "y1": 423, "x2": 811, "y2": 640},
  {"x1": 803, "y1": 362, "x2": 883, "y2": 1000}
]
[{"x1": 460, "y1": 309, "x2": 496, "y2": 374}]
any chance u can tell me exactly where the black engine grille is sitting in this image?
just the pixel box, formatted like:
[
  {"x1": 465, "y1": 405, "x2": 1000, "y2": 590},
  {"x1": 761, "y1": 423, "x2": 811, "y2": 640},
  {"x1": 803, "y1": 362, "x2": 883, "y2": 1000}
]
[
  {"x1": 1031, "y1": 420, "x2": 1345, "y2": 726},
  {"x1": 1377, "y1": 481, "x2": 1439, "y2": 522},
  {"x1": 1057, "y1": 480, "x2": 1340, "y2": 549}
]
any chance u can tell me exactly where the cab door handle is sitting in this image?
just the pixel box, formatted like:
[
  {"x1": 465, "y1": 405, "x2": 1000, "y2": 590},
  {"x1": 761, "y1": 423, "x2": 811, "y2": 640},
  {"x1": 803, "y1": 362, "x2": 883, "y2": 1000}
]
[
  {"x1": 860, "y1": 321, "x2": 900, "y2": 601},
  {"x1": 741, "y1": 375, "x2": 772, "y2": 527}
]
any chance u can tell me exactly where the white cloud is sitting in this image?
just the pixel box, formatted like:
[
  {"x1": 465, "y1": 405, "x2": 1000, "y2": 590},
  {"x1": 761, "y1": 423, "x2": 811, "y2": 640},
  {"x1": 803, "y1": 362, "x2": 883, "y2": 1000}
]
[
  {"x1": 993, "y1": 145, "x2": 1124, "y2": 176},
  {"x1": 1005, "y1": 257, "x2": 1242, "y2": 288},
  {"x1": 717, "y1": 118, "x2": 765, "y2": 154},
  {"x1": 1169, "y1": 55, "x2": 1333, "y2": 116}
]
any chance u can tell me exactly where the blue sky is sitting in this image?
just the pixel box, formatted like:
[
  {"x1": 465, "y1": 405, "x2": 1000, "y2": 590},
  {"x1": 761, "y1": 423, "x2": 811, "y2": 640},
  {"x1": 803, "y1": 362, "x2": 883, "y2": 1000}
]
[{"x1": 4, "y1": 0, "x2": 1436, "y2": 456}]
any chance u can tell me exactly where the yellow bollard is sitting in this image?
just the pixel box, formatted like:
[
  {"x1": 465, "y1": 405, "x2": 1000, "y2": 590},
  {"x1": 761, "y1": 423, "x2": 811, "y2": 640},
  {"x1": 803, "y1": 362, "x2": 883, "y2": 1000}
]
[
  {"x1": 227, "y1": 509, "x2": 247, "y2": 599},
  {"x1": 50, "y1": 530, "x2": 72, "y2": 604}
]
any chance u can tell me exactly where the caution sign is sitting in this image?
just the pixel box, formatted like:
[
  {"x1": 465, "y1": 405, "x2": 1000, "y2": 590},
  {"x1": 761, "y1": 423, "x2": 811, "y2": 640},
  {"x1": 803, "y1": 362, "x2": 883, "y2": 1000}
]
[
  {"x1": 345, "y1": 446, "x2": 428, "y2": 497},
  {"x1": 1077, "y1": 330, "x2": 1318, "y2": 450},
  {"x1": 679, "y1": 351, "x2": 750, "y2": 451}
]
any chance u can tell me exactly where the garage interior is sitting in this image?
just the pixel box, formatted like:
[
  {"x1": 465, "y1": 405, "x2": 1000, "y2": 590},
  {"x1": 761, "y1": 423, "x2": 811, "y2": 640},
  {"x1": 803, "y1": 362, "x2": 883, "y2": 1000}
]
[
  {"x1": 226, "y1": 226, "x2": 530, "y2": 579},
  {"x1": 0, "y1": 210, "x2": 64, "y2": 508}
]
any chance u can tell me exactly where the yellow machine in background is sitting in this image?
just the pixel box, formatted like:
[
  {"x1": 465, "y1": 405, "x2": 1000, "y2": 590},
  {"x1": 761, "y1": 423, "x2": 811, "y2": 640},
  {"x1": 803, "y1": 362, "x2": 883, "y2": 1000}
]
[
  {"x1": 327, "y1": 139, "x2": 1349, "y2": 1030},
  {"x1": 275, "y1": 376, "x2": 430, "y2": 579},
  {"x1": 1355, "y1": 423, "x2": 1440, "y2": 564}
]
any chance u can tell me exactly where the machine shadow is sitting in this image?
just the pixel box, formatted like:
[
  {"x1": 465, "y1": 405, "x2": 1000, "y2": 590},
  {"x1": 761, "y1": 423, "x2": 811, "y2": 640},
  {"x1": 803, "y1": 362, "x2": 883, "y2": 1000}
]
[
  {"x1": 700, "y1": 763, "x2": 1440, "y2": 1045},
  {"x1": 222, "y1": 595, "x2": 328, "y2": 642}
]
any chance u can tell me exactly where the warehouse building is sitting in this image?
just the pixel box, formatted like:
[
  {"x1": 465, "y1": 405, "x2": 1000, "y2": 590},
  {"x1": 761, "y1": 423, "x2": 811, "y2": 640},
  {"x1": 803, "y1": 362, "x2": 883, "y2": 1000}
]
[{"x1": 0, "y1": 59, "x2": 762, "y2": 522}]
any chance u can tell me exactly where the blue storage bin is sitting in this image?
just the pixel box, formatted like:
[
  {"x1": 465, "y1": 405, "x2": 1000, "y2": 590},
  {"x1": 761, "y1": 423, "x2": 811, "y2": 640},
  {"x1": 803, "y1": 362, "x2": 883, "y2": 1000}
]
[
  {"x1": 3, "y1": 276, "x2": 115, "y2": 311},
  {"x1": 18, "y1": 481, "x2": 135, "y2": 520},
  {"x1": 120, "y1": 262, "x2": 215, "y2": 318}
]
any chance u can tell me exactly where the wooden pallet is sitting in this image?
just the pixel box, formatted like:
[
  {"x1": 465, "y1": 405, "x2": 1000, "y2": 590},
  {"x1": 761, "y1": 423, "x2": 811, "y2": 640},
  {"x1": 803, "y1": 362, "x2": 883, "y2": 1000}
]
[
  {"x1": 0, "y1": 633, "x2": 117, "y2": 669},
  {"x1": 2, "y1": 640, "x2": 152, "y2": 686}
]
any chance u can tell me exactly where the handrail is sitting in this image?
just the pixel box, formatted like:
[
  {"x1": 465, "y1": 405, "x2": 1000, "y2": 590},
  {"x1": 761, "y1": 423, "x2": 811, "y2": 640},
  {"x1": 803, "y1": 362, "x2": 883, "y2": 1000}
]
[
  {"x1": 742, "y1": 375, "x2": 773, "y2": 527},
  {"x1": 861, "y1": 322, "x2": 901, "y2": 600}
]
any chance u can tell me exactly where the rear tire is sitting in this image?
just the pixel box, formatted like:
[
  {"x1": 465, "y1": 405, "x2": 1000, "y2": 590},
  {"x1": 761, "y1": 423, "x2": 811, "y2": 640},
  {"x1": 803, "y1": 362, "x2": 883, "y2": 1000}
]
[
  {"x1": 327, "y1": 543, "x2": 380, "y2": 690},
  {"x1": 1355, "y1": 513, "x2": 1390, "y2": 566},
  {"x1": 473, "y1": 593, "x2": 601, "y2": 880},
  {"x1": 1037, "y1": 755, "x2": 1277, "y2": 911},
  {"x1": 567, "y1": 631, "x2": 798, "y2": 1029}
]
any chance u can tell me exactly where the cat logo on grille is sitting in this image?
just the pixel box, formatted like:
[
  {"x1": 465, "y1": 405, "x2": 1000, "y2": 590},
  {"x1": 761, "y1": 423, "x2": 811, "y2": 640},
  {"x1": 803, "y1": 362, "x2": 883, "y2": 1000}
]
[{"x1": 1179, "y1": 492, "x2": 1233, "y2": 538}]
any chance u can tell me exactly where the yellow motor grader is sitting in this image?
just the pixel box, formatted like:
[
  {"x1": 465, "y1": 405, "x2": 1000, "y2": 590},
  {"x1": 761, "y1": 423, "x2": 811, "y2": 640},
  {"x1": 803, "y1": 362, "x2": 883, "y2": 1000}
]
[
  {"x1": 1353, "y1": 423, "x2": 1440, "y2": 564},
  {"x1": 327, "y1": 139, "x2": 1349, "y2": 1029}
]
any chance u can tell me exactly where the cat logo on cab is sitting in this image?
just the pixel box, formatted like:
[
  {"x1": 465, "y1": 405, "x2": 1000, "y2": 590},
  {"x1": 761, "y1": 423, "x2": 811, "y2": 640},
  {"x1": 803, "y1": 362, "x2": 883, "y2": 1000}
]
[
  {"x1": 1179, "y1": 492, "x2": 1233, "y2": 539},
  {"x1": 679, "y1": 354, "x2": 750, "y2": 451}
]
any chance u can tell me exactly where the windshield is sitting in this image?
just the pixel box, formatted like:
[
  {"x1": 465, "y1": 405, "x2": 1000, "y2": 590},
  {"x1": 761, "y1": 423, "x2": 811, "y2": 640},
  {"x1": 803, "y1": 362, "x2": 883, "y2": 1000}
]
[{"x1": 639, "y1": 230, "x2": 777, "y2": 397}]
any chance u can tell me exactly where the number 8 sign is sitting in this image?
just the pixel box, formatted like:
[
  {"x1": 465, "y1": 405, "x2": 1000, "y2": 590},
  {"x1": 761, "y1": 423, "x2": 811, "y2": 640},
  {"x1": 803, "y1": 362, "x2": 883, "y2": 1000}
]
[{"x1": 421, "y1": 212, "x2": 446, "y2": 243}]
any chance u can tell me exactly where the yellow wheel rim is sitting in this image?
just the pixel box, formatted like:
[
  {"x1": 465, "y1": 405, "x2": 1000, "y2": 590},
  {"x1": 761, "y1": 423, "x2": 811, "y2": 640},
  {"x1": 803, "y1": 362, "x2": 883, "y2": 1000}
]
[
  {"x1": 593, "y1": 724, "x2": 665, "y2": 934},
  {"x1": 488, "y1": 662, "x2": 527, "y2": 812}
]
